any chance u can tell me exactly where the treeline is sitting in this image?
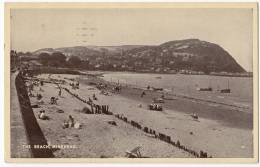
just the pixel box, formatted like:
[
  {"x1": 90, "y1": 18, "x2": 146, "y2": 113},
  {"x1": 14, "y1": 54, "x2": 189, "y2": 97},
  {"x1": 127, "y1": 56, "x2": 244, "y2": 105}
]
[{"x1": 38, "y1": 52, "x2": 89, "y2": 69}]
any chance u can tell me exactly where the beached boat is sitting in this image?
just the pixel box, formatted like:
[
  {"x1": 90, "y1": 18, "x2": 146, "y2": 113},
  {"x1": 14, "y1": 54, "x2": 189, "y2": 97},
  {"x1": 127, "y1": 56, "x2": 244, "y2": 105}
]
[
  {"x1": 125, "y1": 146, "x2": 149, "y2": 158},
  {"x1": 152, "y1": 87, "x2": 163, "y2": 91}
]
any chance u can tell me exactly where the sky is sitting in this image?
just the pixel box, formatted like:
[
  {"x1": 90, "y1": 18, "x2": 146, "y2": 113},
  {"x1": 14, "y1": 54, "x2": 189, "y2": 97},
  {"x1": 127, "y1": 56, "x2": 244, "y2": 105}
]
[{"x1": 10, "y1": 8, "x2": 253, "y2": 71}]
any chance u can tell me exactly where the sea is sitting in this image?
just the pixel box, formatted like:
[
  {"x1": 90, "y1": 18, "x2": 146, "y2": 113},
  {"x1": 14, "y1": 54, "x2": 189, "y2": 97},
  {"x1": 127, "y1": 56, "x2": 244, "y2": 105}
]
[{"x1": 101, "y1": 72, "x2": 253, "y2": 110}]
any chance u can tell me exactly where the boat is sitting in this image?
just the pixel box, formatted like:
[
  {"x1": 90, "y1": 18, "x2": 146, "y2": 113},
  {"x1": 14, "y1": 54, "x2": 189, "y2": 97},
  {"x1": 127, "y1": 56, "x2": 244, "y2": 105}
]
[
  {"x1": 196, "y1": 80, "x2": 212, "y2": 91},
  {"x1": 152, "y1": 87, "x2": 163, "y2": 91},
  {"x1": 220, "y1": 80, "x2": 231, "y2": 93},
  {"x1": 125, "y1": 146, "x2": 149, "y2": 158},
  {"x1": 220, "y1": 89, "x2": 231, "y2": 93},
  {"x1": 197, "y1": 87, "x2": 212, "y2": 91}
]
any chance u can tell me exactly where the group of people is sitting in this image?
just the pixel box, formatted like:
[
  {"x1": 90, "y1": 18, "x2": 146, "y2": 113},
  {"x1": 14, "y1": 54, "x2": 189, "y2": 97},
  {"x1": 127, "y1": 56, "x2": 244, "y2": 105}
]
[
  {"x1": 113, "y1": 85, "x2": 121, "y2": 93},
  {"x1": 50, "y1": 96, "x2": 58, "y2": 105},
  {"x1": 148, "y1": 103, "x2": 163, "y2": 111},
  {"x1": 191, "y1": 113, "x2": 199, "y2": 120},
  {"x1": 96, "y1": 83, "x2": 107, "y2": 90},
  {"x1": 62, "y1": 115, "x2": 74, "y2": 128},
  {"x1": 62, "y1": 115, "x2": 81, "y2": 129},
  {"x1": 26, "y1": 76, "x2": 85, "y2": 133},
  {"x1": 28, "y1": 79, "x2": 45, "y2": 96},
  {"x1": 70, "y1": 81, "x2": 80, "y2": 90}
]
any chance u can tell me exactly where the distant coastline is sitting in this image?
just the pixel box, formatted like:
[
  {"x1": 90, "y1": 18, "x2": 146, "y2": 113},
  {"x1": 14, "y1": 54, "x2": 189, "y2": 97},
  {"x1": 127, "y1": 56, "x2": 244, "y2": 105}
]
[
  {"x1": 21, "y1": 66, "x2": 253, "y2": 78},
  {"x1": 82, "y1": 69, "x2": 253, "y2": 78}
]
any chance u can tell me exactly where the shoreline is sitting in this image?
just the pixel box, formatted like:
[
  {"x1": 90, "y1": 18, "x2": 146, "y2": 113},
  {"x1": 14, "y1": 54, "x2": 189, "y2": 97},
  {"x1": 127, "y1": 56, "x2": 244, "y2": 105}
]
[
  {"x1": 79, "y1": 75, "x2": 253, "y2": 130},
  {"x1": 80, "y1": 70, "x2": 253, "y2": 78},
  {"x1": 27, "y1": 67, "x2": 252, "y2": 79},
  {"x1": 73, "y1": 74, "x2": 252, "y2": 157}
]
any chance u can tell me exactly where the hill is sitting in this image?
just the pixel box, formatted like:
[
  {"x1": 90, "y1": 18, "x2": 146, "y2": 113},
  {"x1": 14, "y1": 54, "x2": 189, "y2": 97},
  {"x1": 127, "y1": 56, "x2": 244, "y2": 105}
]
[{"x1": 33, "y1": 39, "x2": 245, "y2": 73}]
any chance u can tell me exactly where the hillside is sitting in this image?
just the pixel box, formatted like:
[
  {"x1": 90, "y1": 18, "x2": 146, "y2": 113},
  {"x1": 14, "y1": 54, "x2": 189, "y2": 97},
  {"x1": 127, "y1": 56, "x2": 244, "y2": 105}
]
[{"x1": 33, "y1": 39, "x2": 245, "y2": 73}]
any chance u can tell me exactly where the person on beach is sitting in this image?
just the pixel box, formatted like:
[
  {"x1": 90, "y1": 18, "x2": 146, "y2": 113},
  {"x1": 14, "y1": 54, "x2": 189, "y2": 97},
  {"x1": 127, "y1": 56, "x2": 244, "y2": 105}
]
[
  {"x1": 28, "y1": 91, "x2": 33, "y2": 97},
  {"x1": 191, "y1": 113, "x2": 198, "y2": 120},
  {"x1": 58, "y1": 89, "x2": 62, "y2": 97},
  {"x1": 38, "y1": 110, "x2": 48, "y2": 120},
  {"x1": 39, "y1": 87, "x2": 44, "y2": 92},
  {"x1": 50, "y1": 97, "x2": 58, "y2": 105},
  {"x1": 161, "y1": 94, "x2": 165, "y2": 99},
  {"x1": 141, "y1": 91, "x2": 146, "y2": 98},
  {"x1": 37, "y1": 93, "x2": 42, "y2": 100},
  {"x1": 114, "y1": 85, "x2": 121, "y2": 93},
  {"x1": 93, "y1": 93, "x2": 97, "y2": 100},
  {"x1": 68, "y1": 115, "x2": 75, "y2": 127},
  {"x1": 29, "y1": 84, "x2": 34, "y2": 92},
  {"x1": 88, "y1": 97, "x2": 93, "y2": 103},
  {"x1": 62, "y1": 120, "x2": 69, "y2": 129}
]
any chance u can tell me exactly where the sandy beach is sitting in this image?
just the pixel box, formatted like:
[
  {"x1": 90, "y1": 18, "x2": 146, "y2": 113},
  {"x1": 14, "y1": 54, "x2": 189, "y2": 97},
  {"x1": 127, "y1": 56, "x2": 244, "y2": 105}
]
[
  {"x1": 25, "y1": 73, "x2": 253, "y2": 158},
  {"x1": 27, "y1": 74, "x2": 194, "y2": 158}
]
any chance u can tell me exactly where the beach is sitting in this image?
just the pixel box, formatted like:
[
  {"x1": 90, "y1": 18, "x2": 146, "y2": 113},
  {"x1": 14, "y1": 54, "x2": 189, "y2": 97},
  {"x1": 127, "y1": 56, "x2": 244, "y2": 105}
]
[
  {"x1": 27, "y1": 74, "x2": 193, "y2": 158},
  {"x1": 24, "y1": 73, "x2": 253, "y2": 158}
]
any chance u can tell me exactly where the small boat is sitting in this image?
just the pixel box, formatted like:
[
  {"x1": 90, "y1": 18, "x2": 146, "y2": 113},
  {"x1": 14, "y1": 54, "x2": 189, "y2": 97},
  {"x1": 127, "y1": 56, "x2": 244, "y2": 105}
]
[
  {"x1": 125, "y1": 146, "x2": 149, "y2": 158},
  {"x1": 220, "y1": 80, "x2": 231, "y2": 93},
  {"x1": 152, "y1": 87, "x2": 163, "y2": 91},
  {"x1": 155, "y1": 76, "x2": 162, "y2": 79},
  {"x1": 197, "y1": 87, "x2": 212, "y2": 91},
  {"x1": 196, "y1": 79, "x2": 212, "y2": 91},
  {"x1": 220, "y1": 88, "x2": 231, "y2": 93}
]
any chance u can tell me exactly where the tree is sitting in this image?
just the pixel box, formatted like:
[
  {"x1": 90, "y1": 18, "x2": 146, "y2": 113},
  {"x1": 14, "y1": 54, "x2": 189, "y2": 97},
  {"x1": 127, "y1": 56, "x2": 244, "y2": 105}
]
[
  {"x1": 50, "y1": 52, "x2": 66, "y2": 67},
  {"x1": 67, "y1": 56, "x2": 82, "y2": 67},
  {"x1": 38, "y1": 52, "x2": 51, "y2": 66},
  {"x1": 25, "y1": 52, "x2": 33, "y2": 57},
  {"x1": 80, "y1": 60, "x2": 90, "y2": 69}
]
